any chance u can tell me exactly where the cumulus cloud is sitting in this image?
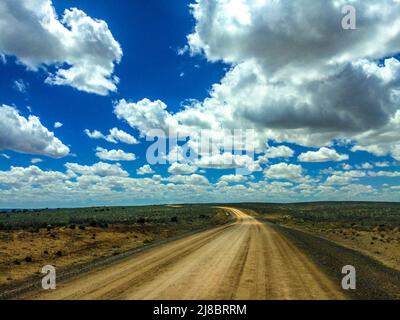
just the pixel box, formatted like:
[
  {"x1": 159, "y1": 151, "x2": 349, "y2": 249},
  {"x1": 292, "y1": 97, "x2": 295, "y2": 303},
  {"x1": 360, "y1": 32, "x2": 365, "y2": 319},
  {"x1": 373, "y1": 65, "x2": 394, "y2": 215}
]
[
  {"x1": 357, "y1": 162, "x2": 374, "y2": 169},
  {"x1": 31, "y1": 158, "x2": 43, "y2": 164},
  {"x1": 114, "y1": 99, "x2": 180, "y2": 136},
  {"x1": 130, "y1": 0, "x2": 400, "y2": 160},
  {"x1": 341, "y1": 163, "x2": 353, "y2": 170},
  {"x1": 368, "y1": 170, "x2": 400, "y2": 177},
  {"x1": 0, "y1": 104, "x2": 70, "y2": 158},
  {"x1": 162, "y1": 146, "x2": 187, "y2": 163},
  {"x1": 65, "y1": 162, "x2": 129, "y2": 177},
  {"x1": 85, "y1": 128, "x2": 138, "y2": 145},
  {"x1": 324, "y1": 170, "x2": 366, "y2": 185},
  {"x1": 188, "y1": 0, "x2": 400, "y2": 77},
  {"x1": 136, "y1": 164, "x2": 155, "y2": 175},
  {"x1": 115, "y1": 58, "x2": 400, "y2": 161},
  {"x1": 219, "y1": 174, "x2": 248, "y2": 184},
  {"x1": 84, "y1": 129, "x2": 105, "y2": 140},
  {"x1": 107, "y1": 128, "x2": 138, "y2": 145},
  {"x1": 0, "y1": 0, "x2": 122, "y2": 95},
  {"x1": 166, "y1": 174, "x2": 210, "y2": 186},
  {"x1": 54, "y1": 122, "x2": 63, "y2": 129},
  {"x1": 375, "y1": 161, "x2": 391, "y2": 168},
  {"x1": 95, "y1": 147, "x2": 136, "y2": 161},
  {"x1": 325, "y1": 175, "x2": 353, "y2": 186},
  {"x1": 168, "y1": 162, "x2": 198, "y2": 175},
  {"x1": 0, "y1": 165, "x2": 68, "y2": 188},
  {"x1": 264, "y1": 163, "x2": 306, "y2": 182},
  {"x1": 298, "y1": 147, "x2": 349, "y2": 163},
  {"x1": 258, "y1": 145, "x2": 294, "y2": 163},
  {"x1": 195, "y1": 152, "x2": 261, "y2": 172},
  {"x1": 0, "y1": 163, "x2": 396, "y2": 207}
]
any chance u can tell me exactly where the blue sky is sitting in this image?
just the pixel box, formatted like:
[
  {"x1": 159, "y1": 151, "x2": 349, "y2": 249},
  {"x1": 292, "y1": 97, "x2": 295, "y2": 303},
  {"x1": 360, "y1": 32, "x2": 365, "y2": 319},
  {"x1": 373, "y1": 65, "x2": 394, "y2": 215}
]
[
  {"x1": 0, "y1": 0, "x2": 226, "y2": 170},
  {"x1": 0, "y1": 0, "x2": 400, "y2": 208}
]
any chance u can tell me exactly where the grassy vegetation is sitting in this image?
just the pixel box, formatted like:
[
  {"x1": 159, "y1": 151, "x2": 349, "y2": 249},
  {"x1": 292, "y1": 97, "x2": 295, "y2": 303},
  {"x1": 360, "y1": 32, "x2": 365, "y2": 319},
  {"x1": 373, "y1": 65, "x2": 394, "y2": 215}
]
[
  {"x1": 233, "y1": 202, "x2": 400, "y2": 230},
  {"x1": 0, "y1": 205, "x2": 226, "y2": 231}
]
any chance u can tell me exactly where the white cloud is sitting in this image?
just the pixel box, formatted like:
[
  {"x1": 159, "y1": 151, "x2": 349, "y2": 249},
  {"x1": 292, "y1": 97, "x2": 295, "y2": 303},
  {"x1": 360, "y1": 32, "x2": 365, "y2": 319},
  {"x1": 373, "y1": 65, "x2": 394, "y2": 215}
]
[
  {"x1": 219, "y1": 174, "x2": 248, "y2": 184},
  {"x1": 341, "y1": 163, "x2": 353, "y2": 170},
  {"x1": 368, "y1": 170, "x2": 400, "y2": 177},
  {"x1": 358, "y1": 162, "x2": 374, "y2": 169},
  {"x1": 266, "y1": 146, "x2": 294, "y2": 159},
  {"x1": 95, "y1": 147, "x2": 136, "y2": 162},
  {"x1": 114, "y1": 99, "x2": 180, "y2": 136},
  {"x1": 0, "y1": 52, "x2": 6, "y2": 64},
  {"x1": 115, "y1": 2, "x2": 400, "y2": 163},
  {"x1": 162, "y1": 146, "x2": 186, "y2": 163},
  {"x1": 168, "y1": 163, "x2": 198, "y2": 175},
  {"x1": 339, "y1": 184, "x2": 375, "y2": 196},
  {"x1": 31, "y1": 158, "x2": 43, "y2": 164},
  {"x1": 136, "y1": 0, "x2": 400, "y2": 160},
  {"x1": 116, "y1": 57, "x2": 400, "y2": 160},
  {"x1": 0, "y1": 163, "x2": 396, "y2": 207},
  {"x1": 0, "y1": 165, "x2": 68, "y2": 188},
  {"x1": 0, "y1": 104, "x2": 69, "y2": 158},
  {"x1": 13, "y1": 79, "x2": 28, "y2": 93},
  {"x1": 136, "y1": 164, "x2": 155, "y2": 175},
  {"x1": 259, "y1": 145, "x2": 294, "y2": 163},
  {"x1": 271, "y1": 181, "x2": 293, "y2": 188},
  {"x1": 298, "y1": 148, "x2": 349, "y2": 163},
  {"x1": 108, "y1": 128, "x2": 138, "y2": 145},
  {"x1": 196, "y1": 152, "x2": 261, "y2": 172},
  {"x1": 65, "y1": 162, "x2": 129, "y2": 177},
  {"x1": 84, "y1": 129, "x2": 105, "y2": 140},
  {"x1": 375, "y1": 161, "x2": 390, "y2": 168},
  {"x1": 325, "y1": 170, "x2": 367, "y2": 185},
  {"x1": 264, "y1": 163, "x2": 306, "y2": 182},
  {"x1": 166, "y1": 174, "x2": 210, "y2": 186},
  {"x1": 0, "y1": 0, "x2": 122, "y2": 95},
  {"x1": 84, "y1": 128, "x2": 138, "y2": 145},
  {"x1": 325, "y1": 175, "x2": 353, "y2": 186},
  {"x1": 392, "y1": 144, "x2": 400, "y2": 161},
  {"x1": 188, "y1": 0, "x2": 400, "y2": 78},
  {"x1": 54, "y1": 122, "x2": 63, "y2": 129}
]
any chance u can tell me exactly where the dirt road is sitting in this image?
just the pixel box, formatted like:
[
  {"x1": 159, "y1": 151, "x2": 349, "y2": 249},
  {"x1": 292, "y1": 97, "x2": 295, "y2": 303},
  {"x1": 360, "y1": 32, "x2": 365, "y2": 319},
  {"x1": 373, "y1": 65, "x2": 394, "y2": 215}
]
[{"x1": 24, "y1": 208, "x2": 346, "y2": 300}]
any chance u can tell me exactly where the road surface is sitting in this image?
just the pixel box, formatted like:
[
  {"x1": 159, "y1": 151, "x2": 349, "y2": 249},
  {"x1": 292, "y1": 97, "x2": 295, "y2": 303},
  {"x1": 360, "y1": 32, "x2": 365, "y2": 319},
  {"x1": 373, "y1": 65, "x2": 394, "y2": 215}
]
[{"x1": 25, "y1": 208, "x2": 346, "y2": 300}]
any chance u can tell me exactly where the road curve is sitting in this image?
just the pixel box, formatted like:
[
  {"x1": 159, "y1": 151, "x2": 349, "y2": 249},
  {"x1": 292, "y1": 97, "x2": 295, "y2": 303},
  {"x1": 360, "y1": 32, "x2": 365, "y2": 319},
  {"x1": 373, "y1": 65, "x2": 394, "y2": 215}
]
[{"x1": 24, "y1": 208, "x2": 346, "y2": 300}]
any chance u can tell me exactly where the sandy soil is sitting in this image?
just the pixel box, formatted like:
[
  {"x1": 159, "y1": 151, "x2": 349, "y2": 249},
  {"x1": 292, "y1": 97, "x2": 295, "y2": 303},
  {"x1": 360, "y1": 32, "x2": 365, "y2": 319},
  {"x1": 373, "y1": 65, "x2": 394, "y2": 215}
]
[{"x1": 24, "y1": 208, "x2": 346, "y2": 300}]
